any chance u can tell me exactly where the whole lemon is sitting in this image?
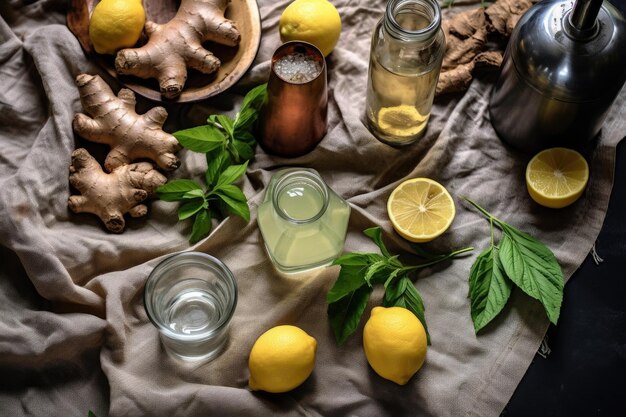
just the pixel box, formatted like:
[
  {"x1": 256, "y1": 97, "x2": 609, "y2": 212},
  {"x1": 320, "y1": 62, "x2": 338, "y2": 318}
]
[
  {"x1": 89, "y1": 0, "x2": 145, "y2": 55},
  {"x1": 363, "y1": 306, "x2": 427, "y2": 385},
  {"x1": 248, "y1": 325, "x2": 317, "y2": 393},
  {"x1": 279, "y1": 0, "x2": 342, "y2": 56}
]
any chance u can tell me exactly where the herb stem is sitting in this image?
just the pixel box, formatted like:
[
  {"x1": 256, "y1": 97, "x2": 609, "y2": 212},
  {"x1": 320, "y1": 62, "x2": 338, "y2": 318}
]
[{"x1": 404, "y1": 246, "x2": 474, "y2": 271}]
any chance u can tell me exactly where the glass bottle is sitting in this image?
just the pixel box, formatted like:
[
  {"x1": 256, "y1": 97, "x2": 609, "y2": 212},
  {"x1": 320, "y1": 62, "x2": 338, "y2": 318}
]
[
  {"x1": 365, "y1": 0, "x2": 445, "y2": 146},
  {"x1": 257, "y1": 168, "x2": 351, "y2": 273}
]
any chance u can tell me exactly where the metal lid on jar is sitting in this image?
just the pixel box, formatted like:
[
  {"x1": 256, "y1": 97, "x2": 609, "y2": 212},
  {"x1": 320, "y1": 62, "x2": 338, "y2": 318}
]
[{"x1": 508, "y1": 0, "x2": 626, "y2": 103}]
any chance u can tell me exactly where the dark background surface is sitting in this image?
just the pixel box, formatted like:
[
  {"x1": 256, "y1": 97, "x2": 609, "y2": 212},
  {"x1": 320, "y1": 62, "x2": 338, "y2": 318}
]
[{"x1": 503, "y1": 1, "x2": 626, "y2": 413}]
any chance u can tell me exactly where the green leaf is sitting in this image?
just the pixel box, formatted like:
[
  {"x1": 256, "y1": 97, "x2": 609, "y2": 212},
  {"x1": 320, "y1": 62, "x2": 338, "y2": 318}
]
[
  {"x1": 233, "y1": 108, "x2": 258, "y2": 133},
  {"x1": 182, "y1": 189, "x2": 205, "y2": 199},
  {"x1": 235, "y1": 131, "x2": 256, "y2": 145},
  {"x1": 173, "y1": 125, "x2": 226, "y2": 153},
  {"x1": 189, "y1": 209, "x2": 212, "y2": 243},
  {"x1": 240, "y1": 83, "x2": 267, "y2": 112},
  {"x1": 363, "y1": 260, "x2": 389, "y2": 285},
  {"x1": 157, "y1": 179, "x2": 204, "y2": 202},
  {"x1": 233, "y1": 140, "x2": 255, "y2": 161},
  {"x1": 468, "y1": 246, "x2": 512, "y2": 332},
  {"x1": 498, "y1": 225, "x2": 564, "y2": 324},
  {"x1": 363, "y1": 227, "x2": 391, "y2": 258},
  {"x1": 328, "y1": 285, "x2": 373, "y2": 345},
  {"x1": 216, "y1": 115, "x2": 234, "y2": 135},
  {"x1": 205, "y1": 149, "x2": 231, "y2": 187},
  {"x1": 88, "y1": 412, "x2": 97, "y2": 417},
  {"x1": 215, "y1": 186, "x2": 250, "y2": 222},
  {"x1": 383, "y1": 276, "x2": 430, "y2": 343},
  {"x1": 177, "y1": 199, "x2": 205, "y2": 220},
  {"x1": 215, "y1": 161, "x2": 248, "y2": 188},
  {"x1": 333, "y1": 253, "x2": 384, "y2": 267},
  {"x1": 326, "y1": 257, "x2": 368, "y2": 304}
]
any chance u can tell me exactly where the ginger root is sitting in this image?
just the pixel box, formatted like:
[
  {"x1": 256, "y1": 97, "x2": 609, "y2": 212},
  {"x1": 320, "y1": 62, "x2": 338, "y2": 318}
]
[
  {"x1": 436, "y1": 0, "x2": 535, "y2": 95},
  {"x1": 68, "y1": 148, "x2": 167, "y2": 233},
  {"x1": 72, "y1": 73, "x2": 181, "y2": 172},
  {"x1": 115, "y1": 0, "x2": 241, "y2": 99}
]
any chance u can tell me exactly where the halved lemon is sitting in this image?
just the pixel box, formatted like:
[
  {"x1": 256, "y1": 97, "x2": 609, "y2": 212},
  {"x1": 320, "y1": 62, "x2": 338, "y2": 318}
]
[
  {"x1": 387, "y1": 178, "x2": 455, "y2": 242},
  {"x1": 525, "y1": 147, "x2": 589, "y2": 209},
  {"x1": 377, "y1": 105, "x2": 428, "y2": 138}
]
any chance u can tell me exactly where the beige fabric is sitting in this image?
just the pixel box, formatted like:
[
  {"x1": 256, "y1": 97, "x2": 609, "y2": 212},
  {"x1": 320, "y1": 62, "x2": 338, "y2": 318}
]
[{"x1": 1, "y1": 0, "x2": 624, "y2": 416}]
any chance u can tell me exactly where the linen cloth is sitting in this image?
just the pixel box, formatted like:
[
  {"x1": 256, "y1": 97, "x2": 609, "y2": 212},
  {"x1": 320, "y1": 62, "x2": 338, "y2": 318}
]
[{"x1": 1, "y1": 0, "x2": 624, "y2": 416}]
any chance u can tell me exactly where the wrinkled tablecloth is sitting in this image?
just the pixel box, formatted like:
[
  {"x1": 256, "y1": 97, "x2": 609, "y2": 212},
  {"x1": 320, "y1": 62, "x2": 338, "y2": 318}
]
[{"x1": 1, "y1": 0, "x2": 625, "y2": 416}]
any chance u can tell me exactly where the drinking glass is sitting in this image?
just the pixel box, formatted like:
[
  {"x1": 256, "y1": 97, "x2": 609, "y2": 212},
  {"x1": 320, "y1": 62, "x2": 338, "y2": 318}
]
[{"x1": 144, "y1": 252, "x2": 237, "y2": 362}]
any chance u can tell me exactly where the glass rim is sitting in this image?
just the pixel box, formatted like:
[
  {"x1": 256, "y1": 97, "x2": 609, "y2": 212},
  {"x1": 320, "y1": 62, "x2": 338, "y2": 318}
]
[
  {"x1": 271, "y1": 168, "x2": 330, "y2": 224},
  {"x1": 143, "y1": 251, "x2": 238, "y2": 341},
  {"x1": 384, "y1": 0, "x2": 442, "y2": 42}
]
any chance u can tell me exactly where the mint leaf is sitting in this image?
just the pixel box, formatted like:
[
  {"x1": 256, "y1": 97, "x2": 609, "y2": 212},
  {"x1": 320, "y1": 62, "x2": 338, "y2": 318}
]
[
  {"x1": 190, "y1": 209, "x2": 212, "y2": 243},
  {"x1": 240, "y1": 83, "x2": 267, "y2": 113},
  {"x1": 468, "y1": 246, "x2": 512, "y2": 332},
  {"x1": 383, "y1": 276, "x2": 430, "y2": 343},
  {"x1": 498, "y1": 224, "x2": 564, "y2": 324},
  {"x1": 216, "y1": 115, "x2": 234, "y2": 135},
  {"x1": 327, "y1": 261, "x2": 371, "y2": 303},
  {"x1": 363, "y1": 260, "x2": 389, "y2": 285},
  {"x1": 182, "y1": 189, "x2": 205, "y2": 199},
  {"x1": 157, "y1": 179, "x2": 204, "y2": 202},
  {"x1": 328, "y1": 285, "x2": 373, "y2": 345},
  {"x1": 88, "y1": 412, "x2": 97, "y2": 417},
  {"x1": 173, "y1": 125, "x2": 226, "y2": 153},
  {"x1": 233, "y1": 108, "x2": 258, "y2": 133},
  {"x1": 233, "y1": 140, "x2": 255, "y2": 161},
  {"x1": 215, "y1": 161, "x2": 248, "y2": 188},
  {"x1": 177, "y1": 199, "x2": 205, "y2": 220},
  {"x1": 235, "y1": 131, "x2": 256, "y2": 145},
  {"x1": 205, "y1": 149, "x2": 231, "y2": 187},
  {"x1": 215, "y1": 185, "x2": 250, "y2": 221},
  {"x1": 363, "y1": 227, "x2": 391, "y2": 258}
]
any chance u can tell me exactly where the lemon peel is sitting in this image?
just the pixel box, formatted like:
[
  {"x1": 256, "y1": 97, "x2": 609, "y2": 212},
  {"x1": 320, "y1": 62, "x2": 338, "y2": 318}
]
[
  {"x1": 89, "y1": 0, "x2": 145, "y2": 55},
  {"x1": 279, "y1": 0, "x2": 342, "y2": 56}
]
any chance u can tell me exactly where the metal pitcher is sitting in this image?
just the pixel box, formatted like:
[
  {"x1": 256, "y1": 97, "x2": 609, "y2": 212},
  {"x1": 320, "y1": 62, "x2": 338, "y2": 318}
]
[{"x1": 489, "y1": 0, "x2": 626, "y2": 152}]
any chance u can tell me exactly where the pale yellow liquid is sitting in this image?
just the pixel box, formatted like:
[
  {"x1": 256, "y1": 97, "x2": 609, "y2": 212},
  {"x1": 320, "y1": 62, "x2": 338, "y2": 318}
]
[
  {"x1": 257, "y1": 183, "x2": 350, "y2": 272},
  {"x1": 366, "y1": 13, "x2": 442, "y2": 145}
]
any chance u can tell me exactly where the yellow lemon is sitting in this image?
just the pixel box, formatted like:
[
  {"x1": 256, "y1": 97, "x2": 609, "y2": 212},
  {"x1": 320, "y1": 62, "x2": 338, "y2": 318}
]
[
  {"x1": 387, "y1": 177, "x2": 456, "y2": 243},
  {"x1": 525, "y1": 147, "x2": 589, "y2": 209},
  {"x1": 89, "y1": 0, "x2": 145, "y2": 55},
  {"x1": 363, "y1": 306, "x2": 427, "y2": 385},
  {"x1": 377, "y1": 105, "x2": 429, "y2": 138},
  {"x1": 248, "y1": 325, "x2": 317, "y2": 393},
  {"x1": 279, "y1": 0, "x2": 342, "y2": 56}
]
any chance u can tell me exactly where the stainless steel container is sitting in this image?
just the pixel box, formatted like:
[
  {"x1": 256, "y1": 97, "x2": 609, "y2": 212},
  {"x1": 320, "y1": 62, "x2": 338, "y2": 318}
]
[{"x1": 489, "y1": 0, "x2": 626, "y2": 153}]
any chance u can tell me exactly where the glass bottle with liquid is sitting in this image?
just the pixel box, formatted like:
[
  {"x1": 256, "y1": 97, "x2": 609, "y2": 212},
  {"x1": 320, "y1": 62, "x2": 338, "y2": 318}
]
[
  {"x1": 365, "y1": 0, "x2": 445, "y2": 146},
  {"x1": 257, "y1": 168, "x2": 351, "y2": 273}
]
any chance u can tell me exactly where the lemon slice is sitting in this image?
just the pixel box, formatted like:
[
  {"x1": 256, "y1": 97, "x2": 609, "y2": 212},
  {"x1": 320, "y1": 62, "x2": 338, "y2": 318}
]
[
  {"x1": 387, "y1": 178, "x2": 455, "y2": 242},
  {"x1": 377, "y1": 105, "x2": 428, "y2": 137},
  {"x1": 526, "y1": 147, "x2": 589, "y2": 209}
]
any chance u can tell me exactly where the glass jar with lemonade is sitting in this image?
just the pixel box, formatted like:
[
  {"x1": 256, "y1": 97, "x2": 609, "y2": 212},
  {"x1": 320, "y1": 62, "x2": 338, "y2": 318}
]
[{"x1": 257, "y1": 168, "x2": 351, "y2": 273}]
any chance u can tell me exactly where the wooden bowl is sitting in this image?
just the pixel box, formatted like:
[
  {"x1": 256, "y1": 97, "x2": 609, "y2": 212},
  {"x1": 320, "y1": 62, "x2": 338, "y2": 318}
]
[{"x1": 67, "y1": 0, "x2": 261, "y2": 103}]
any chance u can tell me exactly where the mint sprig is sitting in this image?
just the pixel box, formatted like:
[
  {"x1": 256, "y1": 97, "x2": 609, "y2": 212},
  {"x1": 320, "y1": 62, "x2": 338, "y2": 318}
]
[
  {"x1": 464, "y1": 197, "x2": 564, "y2": 332},
  {"x1": 327, "y1": 227, "x2": 473, "y2": 345},
  {"x1": 157, "y1": 84, "x2": 267, "y2": 243}
]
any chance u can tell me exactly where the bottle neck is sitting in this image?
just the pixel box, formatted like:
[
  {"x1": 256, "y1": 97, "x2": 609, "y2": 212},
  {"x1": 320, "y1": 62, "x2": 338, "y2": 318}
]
[
  {"x1": 272, "y1": 170, "x2": 329, "y2": 224},
  {"x1": 382, "y1": 0, "x2": 442, "y2": 43}
]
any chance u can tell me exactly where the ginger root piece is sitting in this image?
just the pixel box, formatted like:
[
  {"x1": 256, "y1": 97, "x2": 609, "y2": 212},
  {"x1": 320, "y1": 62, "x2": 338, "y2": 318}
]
[
  {"x1": 68, "y1": 148, "x2": 167, "y2": 233},
  {"x1": 115, "y1": 0, "x2": 241, "y2": 99},
  {"x1": 72, "y1": 73, "x2": 181, "y2": 172},
  {"x1": 436, "y1": 0, "x2": 535, "y2": 95}
]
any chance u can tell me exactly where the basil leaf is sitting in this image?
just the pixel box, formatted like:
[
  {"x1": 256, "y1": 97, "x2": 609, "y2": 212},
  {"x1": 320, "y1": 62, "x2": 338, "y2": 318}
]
[
  {"x1": 383, "y1": 267, "x2": 403, "y2": 289},
  {"x1": 240, "y1": 83, "x2": 267, "y2": 113},
  {"x1": 498, "y1": 224, "x2": 564, "y2": 324},
  {"x1": 383, "y1": 276, "x2": 430, "y2": 342},
  {"x1": 157, "y1": 179, "x2": 204, "y2": 201},
  {"x1": 173, "y1": 125, "x2": 226, "y2": 153},
  {"x1": 233, "y1": 108, "x2": 258, "y2": 133},
  {"x1": 182, "y1": 189, "x2": 205, "y2": 199},
  {"x1": 363, "y1": 227, "x2": 391, "y2": 258},
  {"x1": 190, "y1": 209, "x2": 212, "y2": 243},
  {"x1": 216, "y1": 115, "x2": 234, "y2": 135},
  {"x1": 215, "y1": 161, "x2": 248, "y2": 188},
  {"x1": 333, "y1": 253, "x2": 384, "y2": 267},
  {"x1": 233, "y1": 140, "x2": 255, "y2": 161},
  {"x1": 235, "y1": 131, "x2": 256, "y2": 145},
  {"x1": 327, "y1": 264, "x2": 369, "y2": 304},
  {"x1": 178, "y1": 199, "x2": 205, "y2": 220},
  {"x1": 328, "y1": 285, "x2": 373, "y2": 345},
  {"x1": 364, "y1": 260, "x2": 389, "y2": 285},
  {"x1": 205, "y1": 149, "x2": 231, "y2": 187},
  {"x1": 468, "y1": 246, "x2": 512, "y2": 332},
  {"x1": 215, "y1": 187, "x2": 250, "y2": 222}
]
